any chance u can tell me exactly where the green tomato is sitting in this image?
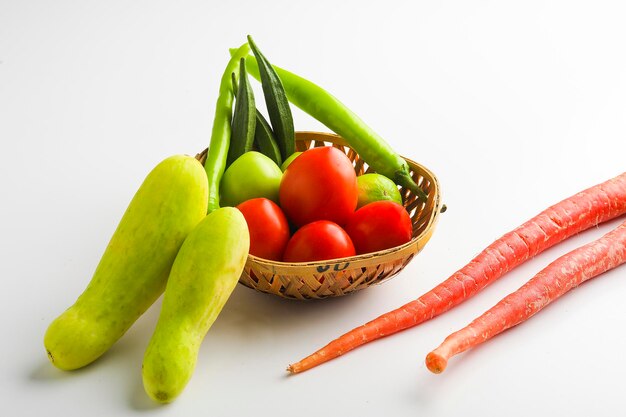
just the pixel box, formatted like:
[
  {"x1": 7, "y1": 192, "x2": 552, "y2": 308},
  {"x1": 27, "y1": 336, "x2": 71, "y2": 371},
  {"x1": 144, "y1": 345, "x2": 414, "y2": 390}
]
[
  {"x1": 280, "y1": 151, "x2": 302, "y2": 172},
  {"x1": 220, "y1": 151, "x2": 283, "y2": 207}
]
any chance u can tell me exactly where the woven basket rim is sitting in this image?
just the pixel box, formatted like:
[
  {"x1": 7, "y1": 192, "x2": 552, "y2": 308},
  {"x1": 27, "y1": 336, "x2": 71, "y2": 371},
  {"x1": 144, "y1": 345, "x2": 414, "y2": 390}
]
[{"x1": 238, "y1": 131, "x2": 443, "y2": 269}]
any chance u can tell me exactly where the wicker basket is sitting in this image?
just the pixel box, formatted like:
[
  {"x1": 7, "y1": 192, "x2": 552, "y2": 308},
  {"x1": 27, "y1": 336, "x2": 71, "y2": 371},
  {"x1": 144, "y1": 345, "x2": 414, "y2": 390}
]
[{"x1": 196, "y1": 131, "x2": 442, "y2": 300}]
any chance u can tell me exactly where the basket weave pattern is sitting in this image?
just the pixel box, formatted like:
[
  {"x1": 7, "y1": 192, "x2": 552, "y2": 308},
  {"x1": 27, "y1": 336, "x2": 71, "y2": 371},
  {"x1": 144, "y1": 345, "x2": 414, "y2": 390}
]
[{"x1": 196, "y1": 132, "x2": 441, "y2": 300}]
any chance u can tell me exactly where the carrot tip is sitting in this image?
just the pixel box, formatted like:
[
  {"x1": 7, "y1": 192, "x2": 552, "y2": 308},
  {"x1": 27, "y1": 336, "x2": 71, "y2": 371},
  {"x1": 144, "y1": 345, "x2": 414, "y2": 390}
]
[{"x1": 425, "y1": 352, "x2": 447, "y2": 374}]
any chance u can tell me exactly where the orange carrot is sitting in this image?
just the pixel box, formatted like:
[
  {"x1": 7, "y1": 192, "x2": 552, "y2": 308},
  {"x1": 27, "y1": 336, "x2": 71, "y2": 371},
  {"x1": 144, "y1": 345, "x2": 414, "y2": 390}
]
[
  {"x1": 426, "y1": 219, "x2": 626, "y2": 373},
  {"x1": 287, "y1": 172, "x2": 626, "y2": 373}
]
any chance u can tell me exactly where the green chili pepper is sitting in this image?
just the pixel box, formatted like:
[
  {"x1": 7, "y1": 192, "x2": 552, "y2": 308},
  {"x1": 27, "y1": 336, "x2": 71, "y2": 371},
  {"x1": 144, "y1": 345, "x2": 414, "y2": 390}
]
[
  {"x1": 226, "y1": 58, "x2": 256, "y2": 167},
  {"x1": 232, "y1": 73, "x2": 283, "y2": 166},
  {"x1": 234, "y1": 49, "x2": 428, "y2": 203},
  {"x1": 247, "y1": 35, "x2": 295, "y2": 160},
  {"x1": 205, "y1": 43, "x2": 250, "y2": 213}
]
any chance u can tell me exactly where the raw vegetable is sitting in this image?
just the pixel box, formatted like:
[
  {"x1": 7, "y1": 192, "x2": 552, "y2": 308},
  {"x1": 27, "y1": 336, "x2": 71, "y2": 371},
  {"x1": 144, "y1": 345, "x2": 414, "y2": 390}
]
[
  {"x1": 247, "y1": 35, "x2": 295, "y2": 160},
  {"x1": 226, "y1": 58, "x2": 256, "y2": 167},
  {"x1": 280, "y1": 146, "x2": 357, "y2": 227},
  {"x1": 235, "y1": 50, "x2": 428, "y2": 203},
  {"x1": 232, "y1": 73, "x2": 283, "y2": 166},
  {"x1": 281, "y1": 151, "x2": 302, "y2": 172},
  {"x1": 44, "y1": 155, "x2": 208, "y2": 370},
  {"x1": 220, "y1": 151, "x2": 283, "y2": 207},
  {"x1": 356, "y1": 173, "x2": 402, "y2": 208},
  {"x1": 287, "y1": 172, "x2": 626, "y2": 373},
  {"x1": 283, "y1": 220, "x2": 356, "y2": 263},
  {"x1": 142, "y1": 207, "x2": 249, "y2": 403},
  {"x1": 254, "y1": 109, "x2": 283, "y2": 166},
  {"x1": 237, "y1": 198, "x2": 290, "y2": 261},
  {"x1": 345, "y1": 201, "x2": 412, "y2": 254},
  {"x1": 205, "y1": 43, "x2": 250, "y2": 213},
  {"x1": 426, "y1": 219, "x2": 626, "y2": 373}
]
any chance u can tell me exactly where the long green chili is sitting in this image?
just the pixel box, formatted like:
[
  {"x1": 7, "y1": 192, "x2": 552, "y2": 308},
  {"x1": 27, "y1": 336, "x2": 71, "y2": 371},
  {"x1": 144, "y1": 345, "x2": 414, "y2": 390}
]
[
  {"x1": 234, "y1": 49, "x2": 428, "y2": 203},
  {"x1": 205, "y1": 43, "x2": 250, "y2": 213}
]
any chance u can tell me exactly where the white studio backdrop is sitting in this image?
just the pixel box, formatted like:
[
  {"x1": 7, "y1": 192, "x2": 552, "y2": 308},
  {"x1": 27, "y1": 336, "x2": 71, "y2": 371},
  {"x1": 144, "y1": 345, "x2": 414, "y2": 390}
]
[{"x1": 1, "y1": 1, "x2": 625, "y2": 416}]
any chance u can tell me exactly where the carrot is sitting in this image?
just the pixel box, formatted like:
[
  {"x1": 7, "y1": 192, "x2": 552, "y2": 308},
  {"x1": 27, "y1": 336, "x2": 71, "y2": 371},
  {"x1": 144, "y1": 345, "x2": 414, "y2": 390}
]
[
  {"x1": 287, "y1": 172, "x2": 626, "y2": 373},
  {"x1": 426, "y1": 218, "x2": 626, "y2": 373}
]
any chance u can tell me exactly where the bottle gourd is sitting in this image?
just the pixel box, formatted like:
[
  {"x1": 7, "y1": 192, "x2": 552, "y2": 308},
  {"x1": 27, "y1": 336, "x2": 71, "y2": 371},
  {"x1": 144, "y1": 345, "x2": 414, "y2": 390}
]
[
  {"x1": 142, "y1": 207, "x2": 249, "y2": 403},
  {"x1": 44, "y1": 155, "x2": 208, "y2": 370}
]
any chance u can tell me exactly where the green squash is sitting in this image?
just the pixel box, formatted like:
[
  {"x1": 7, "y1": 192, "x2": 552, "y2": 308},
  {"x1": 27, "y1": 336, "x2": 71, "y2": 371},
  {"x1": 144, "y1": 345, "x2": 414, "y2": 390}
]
[
  {"x1": 44, "y1": 155, "x2": 208, "y2": 370},
  {"x1": 142, "y1": 207, "x2": 249, "y2": 403}
]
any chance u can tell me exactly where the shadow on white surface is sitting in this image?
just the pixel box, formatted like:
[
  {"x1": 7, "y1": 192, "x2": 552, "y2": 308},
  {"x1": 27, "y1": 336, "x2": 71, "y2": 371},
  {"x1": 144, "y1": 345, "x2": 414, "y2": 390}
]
[
  {"x1": 24, "y1": 274, "x2": 378, "y2": 411},
  {"x1": 29, "y1": 359, "x2": 75, "y2": 382},
  {"x1": 28, "y1": 334, "x2": 140, "y2": 382},
  {"x1": 128, "y1": 383, "x2": 164, "y2": 411}
]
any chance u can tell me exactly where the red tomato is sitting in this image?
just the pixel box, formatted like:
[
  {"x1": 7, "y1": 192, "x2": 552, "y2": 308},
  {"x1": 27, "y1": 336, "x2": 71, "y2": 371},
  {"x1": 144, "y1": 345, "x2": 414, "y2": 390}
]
[
  {"x1": 344, "y1": 201, "x2": 413, "y2": 255},
  {"x1": 236, "y1": 198, "x2": 290, "y2": 261},
  {"x1": 279, "y1": 147, "x2": 358, "y2": 227},
  {"x1": 283, "y1": 220, "x2": 356, "y2": 262}
]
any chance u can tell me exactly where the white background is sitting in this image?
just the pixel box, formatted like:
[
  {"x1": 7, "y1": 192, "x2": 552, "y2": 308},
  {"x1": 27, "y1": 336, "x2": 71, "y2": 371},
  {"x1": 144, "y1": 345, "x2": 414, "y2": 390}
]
[{"x1": 2, "y1": 1, "x2": 626, "y2": 416}]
